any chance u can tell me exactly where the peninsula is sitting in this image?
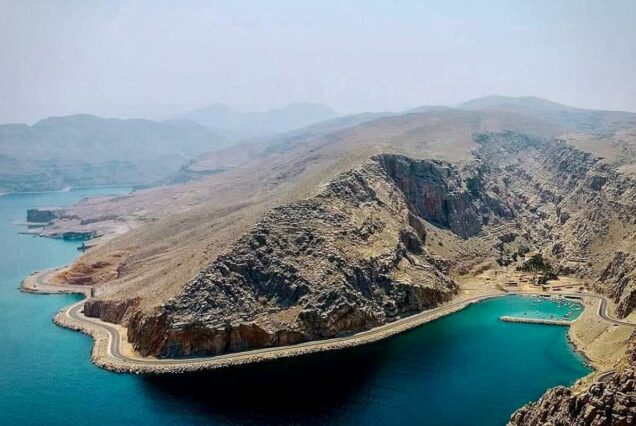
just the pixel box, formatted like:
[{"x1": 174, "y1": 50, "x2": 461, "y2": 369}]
[{"x1": 21, "y1": 97, "x2": 636, "y2": 422}]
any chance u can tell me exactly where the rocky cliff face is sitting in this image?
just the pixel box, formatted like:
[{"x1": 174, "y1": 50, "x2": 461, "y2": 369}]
[
  {"x1": 85, "y1": 152, "x2": 521, "y2": 357},
  {"x1": 599, "y1": 252, "x2": 636, "y2": 319},
  {"x1": 509, "y1": 332, "x2": 636, "y2": 426},
  {"x1": 509, "y1": 370, "x2": 636, "y2": 426},
  {"x1": 377, "y1": 154, "x2": 513, "y2": 238},
  {"x1": 26, "y1": 208, "x2": 61, "y2": 223},
  {"x1": 490, "y1": 138, "x2": 636, "y2": 318},
  {"x1": 537, "y1": 143, "x2": 636, "y2": 318},
  {"x1": 81, "y1": 130, "x2": 636, "y2": 357}
]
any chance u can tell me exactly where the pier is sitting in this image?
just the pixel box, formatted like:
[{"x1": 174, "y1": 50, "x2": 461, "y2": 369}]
[{"x1": 500, "y1": 316, "x2": 571, "y2": 326}]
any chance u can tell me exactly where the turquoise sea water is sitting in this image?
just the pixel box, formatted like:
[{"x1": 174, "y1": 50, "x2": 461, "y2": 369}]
[{"x1": 0, "y1": 189, "x2": 592, "y2": 425}]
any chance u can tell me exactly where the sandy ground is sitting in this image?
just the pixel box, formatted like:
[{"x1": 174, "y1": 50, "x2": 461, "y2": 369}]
[{"x1": 569, "y1": 298, "x2": 634, "y2": 390}]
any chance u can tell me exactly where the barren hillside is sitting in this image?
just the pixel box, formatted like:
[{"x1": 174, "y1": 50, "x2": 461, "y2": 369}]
[{"x1": 37, "y1": 98, "x2": 636, "y2": 358}]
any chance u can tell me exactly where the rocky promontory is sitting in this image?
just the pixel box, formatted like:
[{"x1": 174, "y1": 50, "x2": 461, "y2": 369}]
[
  {"x1": 84, "y1": 152, "x2": 522, "y2": 357},
  {"x1": 81, "y1": 130, "x2": 636, "y2": 358}
]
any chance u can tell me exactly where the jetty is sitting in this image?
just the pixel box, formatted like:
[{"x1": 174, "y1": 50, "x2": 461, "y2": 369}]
[{"x1": 500, "y1": 316, "x2": 571, "y2": 326}]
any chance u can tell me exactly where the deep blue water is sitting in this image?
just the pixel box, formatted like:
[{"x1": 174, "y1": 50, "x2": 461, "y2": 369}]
[{"x1": 0, "y1": 189, "x2": 592, "y2": 425}]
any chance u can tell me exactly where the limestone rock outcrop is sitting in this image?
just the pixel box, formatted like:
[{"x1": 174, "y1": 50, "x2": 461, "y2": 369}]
[
  {"x1": 377, "y1": 154, "x2": 513, "y2": 238},
  {"x1": 123, "y1": 155, "x2": 475, "y2": 357},
  {"x1": 84, "y1": 298, "x2": 140, "y2": 324},
  {"x1": 597, "y1": 252, "x2": 636, "y2": 319},
  {"x1": 80, "y1": 130, "x2": 636, "y2": 357},
  {"x1": 26, "y1": 208, "x2": 60, "y2": 223},
  {"x1": 85, "y1": 153, "x2": 523, "y2": 357}
]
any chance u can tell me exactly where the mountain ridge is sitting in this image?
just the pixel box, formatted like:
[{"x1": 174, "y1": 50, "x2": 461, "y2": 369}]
[{"x1": 172, "y1": 102, "x2": 339, "y2": 136}]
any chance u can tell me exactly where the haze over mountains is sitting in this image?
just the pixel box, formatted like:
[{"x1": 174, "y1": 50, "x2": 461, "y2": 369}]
[
  {"x1": 0, "y1": 115, "x2": 227, "y2": 193},
  {"x1": 458, "y1": 95, "x2": 636, "y2": 134},
  {"x1": 4, "y1": 95, "x2": 635, "y2": 195},
  {"x1": 172, "y1": 102, "x2": 339, "y2": 137},
  {"x1": 0, "y1": 103, "x2": 339, "y2": 193},
  {"x1": 7, "y1": 1, "x2": 636, "y2": 423},
  {"x1": 17, "y1": 95, "x2": 636, "y2": 423}
]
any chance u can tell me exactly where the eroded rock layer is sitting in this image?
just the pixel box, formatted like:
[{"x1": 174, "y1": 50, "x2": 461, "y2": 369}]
[
  {"x1": 599, "y1": 252, "x2": 636, "y2": 319},
  {"x1": 82, "y1": 130, "x2": 636, "y2": 357},
  {"x1": 85, "y1": 151, "x2": 526, "y2": 357},
  {"x1": 127, "y1": 155, "x2": 491, "y2": 357}
]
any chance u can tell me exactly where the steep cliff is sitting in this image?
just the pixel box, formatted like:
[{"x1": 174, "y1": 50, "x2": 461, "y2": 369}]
[
  {"x1": 492, "y1": 139, "x2": 636, "y2": 318},
  {"x1": 81, "y1": 130, "x2": 636, "y2": 357},
  {"x1": 377, "y1": 154, "x2": 514, "y2": 238},
  {"x1": 599, "y1": 252, "x2": 636, "y2": 319},
  {"x1": 84, "y1": 153, "x2": 524, "y2": 357},
  {"x1": 539, "y1": 143, "x2": 636, "y2": 318}
]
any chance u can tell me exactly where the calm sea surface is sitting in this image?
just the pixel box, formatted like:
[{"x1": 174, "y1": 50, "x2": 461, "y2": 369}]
[{"x1": 0, "y1": 188, "x2": 591, "y2": 425}]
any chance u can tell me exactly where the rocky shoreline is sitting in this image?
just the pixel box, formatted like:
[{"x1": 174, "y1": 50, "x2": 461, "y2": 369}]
[
  {"x1": 566, "y1": 329, "x2": 596, "y2": 371},
  {"x1": 26, "y1": 263, "x2": 632, "y2": 426},
  {"x1": 53, "y1": 137, "x2": 636, "y2": 362},
  {"x1": 26, "y1": 268, "x2": 612, "y2": 379},
  {"x1": 48, "y1": 275, "x2": 504, "y2": 374},
  {"x1": 18, "y1": 125, "x2": 636, "y2": 423}
]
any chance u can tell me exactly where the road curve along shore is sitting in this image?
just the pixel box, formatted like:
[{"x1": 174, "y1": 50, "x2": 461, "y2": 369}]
[{"x1": 24, "y1": 267, "x2": 636, "y2": 375}]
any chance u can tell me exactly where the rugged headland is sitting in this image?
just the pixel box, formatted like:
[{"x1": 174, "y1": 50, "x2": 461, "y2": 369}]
[
  {"x1": 25, "y1": 97, "x2": 636, "y2": 420},
  {"x1": 72, "y1": 134, "x2": 636, "y2": 358}
]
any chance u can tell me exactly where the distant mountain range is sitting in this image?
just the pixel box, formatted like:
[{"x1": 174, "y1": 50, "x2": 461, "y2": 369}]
[
  {"x1": 4, "y1": 96, "x2": 632, "y2": 193},
  {"x1": 171, "y1": 102, "x2": 339, "y2": 137},
  {"x1": 458, "y1": 95, "x2": 577, "y2": 111},
  {"x1": 0, "y1": 114, "x2": 229, "y2": 192},
  {"x1": 457, "y1": 95, "x2": 636, "y2": 134},
  {"x1": 0, "y1": 103, "x2": 339, "y2": 193}
]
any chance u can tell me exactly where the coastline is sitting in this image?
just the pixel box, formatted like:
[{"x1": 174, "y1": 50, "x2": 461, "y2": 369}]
[
  {"x1": 21, "y1": 267, "x2": 91, "y2": 296},
  {"x1": 22, "y1": 267, "x2": 628, "y2": 376},
  {"x1": 4, "y1": 184, "x2": 137, "y2": 196},
  {"x1": 566, "y1": 324, "x2": 596, "y2": 373},
  {"x1": 565, "y1": 297, "x2": 635, "y2": 388},
  {"x1": 23, "y1": 268, "x2": 507, "y2": 374},
  {"x1": 57, "y1": 290, "x2": 507, "y2": 374}
]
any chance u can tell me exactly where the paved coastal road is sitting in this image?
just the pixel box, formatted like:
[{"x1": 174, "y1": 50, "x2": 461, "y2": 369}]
[
  {"x1": 25, "y1": 265, "x2": 632, "y2": 372},
  {"x1": 22, "y1": 268, "x2": 91, "y2": 296},
  {"x1": 61, "y1": 289, "x2": 636, "y2": 371},
  {"x1": 596, "y1": 369, "x2": 618, "y2": 383},
  {"x1": 595, "y1": 296, "x2": 636, "y2": 326},
  {"x1": 64, "y1": 293, "x2": 506, "y2": 368}
]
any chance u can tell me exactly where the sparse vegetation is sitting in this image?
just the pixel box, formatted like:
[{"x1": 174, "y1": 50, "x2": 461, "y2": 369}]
[{"x1": 517, "y1": 253, "x2": 558, "y2": 283}]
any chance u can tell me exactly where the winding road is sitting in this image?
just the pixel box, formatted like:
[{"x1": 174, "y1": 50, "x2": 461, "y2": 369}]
[
  {"x1": 595, "y1": 296, "x2": 636, "y2": 327},
  {"x1": 64, "y1": 292, "x2": 506, "y2": 369},
  {"x1": 25, "y1": 269, "x2": 635, "y2": 373}
]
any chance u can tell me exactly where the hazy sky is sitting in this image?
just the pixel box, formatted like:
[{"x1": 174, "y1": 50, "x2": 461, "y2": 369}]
[{"x1": 2, "y1": 0, "x2": 635, "y2": 123}]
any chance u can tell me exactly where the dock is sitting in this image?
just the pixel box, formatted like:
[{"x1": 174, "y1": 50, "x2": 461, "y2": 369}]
[{"x1": 499, "y1": 316, "x2": 571, "y2": 326}]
